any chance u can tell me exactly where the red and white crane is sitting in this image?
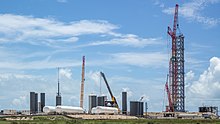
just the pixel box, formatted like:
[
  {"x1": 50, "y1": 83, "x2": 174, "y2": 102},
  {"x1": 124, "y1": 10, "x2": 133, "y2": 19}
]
[{"x1": 166, "y1": 4, "x2": 185, "y2": 112}]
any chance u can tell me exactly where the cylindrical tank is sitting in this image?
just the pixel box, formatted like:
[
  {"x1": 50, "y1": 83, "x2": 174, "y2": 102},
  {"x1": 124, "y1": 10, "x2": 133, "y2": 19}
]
[
  {"x1": 40, "y1": 93, "x2": 45, "y2": 112},
  {"x1": 91, "y1": 106, "x2": 118, "y2": 115},
  {"x1": 122, "y1": 92, "x2": 127, "y2": 114},
  {"x1": 30, "y1": 92, "x2": 36, "y2": 114},
  {"x1": 55, "y1": 106, "x2": 84, "y2": 114},
  {"x1": 145, "y1": 102, "x2": 148, "y2": 113},
  {"x1": 35, "y1": 93, "x2": 38, "y2": 113},
  {"x1": 97, "y1": 96, "x2": 107, "y2": 106},
  {"x1": 56, "y1": 95, "x2": 61, "y2": 106},
  {"x1": 139, "y1": 102, "x2": 143, "y2": 116},
  {"x1": 43, "y1": 106, "x2": 56, "y2": 114},
  {"x1": 130, "y1": 101, "x2": 143, "y2": 116},
  {"x1": 88, "y1": 94, "x2": 97, "y2": 113}
]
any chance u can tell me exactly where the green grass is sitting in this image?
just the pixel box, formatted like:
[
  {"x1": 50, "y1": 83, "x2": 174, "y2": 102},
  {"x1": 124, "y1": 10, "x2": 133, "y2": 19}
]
[{"x1": 1, "y1": 116, "x2": 220, "y2": 124}]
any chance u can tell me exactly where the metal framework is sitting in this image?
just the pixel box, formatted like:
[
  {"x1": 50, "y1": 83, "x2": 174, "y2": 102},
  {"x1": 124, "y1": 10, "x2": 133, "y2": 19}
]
[
  {"x1": 56, "y1": 67, "x2": 62, "y2": 106},
  {"x1": 80, "y1": 56, "x2": 85, "y2": 108},
  {"x1": 166, "y1": 4, "x2": 185, "y2": 112}
]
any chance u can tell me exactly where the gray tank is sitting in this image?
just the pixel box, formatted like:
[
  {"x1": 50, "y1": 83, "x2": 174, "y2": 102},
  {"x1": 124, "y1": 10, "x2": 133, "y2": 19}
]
[
  {"x1": 97, "y1": 96, "x2": 107, "y2": 106},
  {"x1": 40, "y1": 93, "x2": 45, "y2": 112},
  {"x1": 88, "y1": 94, "x2": 97, "y2": 113},
  {"x1": 34, "y1": 93, "x2": 38, "y2": 113},
  {"x1": 122, "y1": 92, "x2": 127, "y2": 114},
  {"x1": 30, "y1": 92, "x2": 36, "y2": 114},
  {"x1": 56, "y1": 95, "x2": 61, "y2": 106},
  {"x1": 130, "y1": 101, "x2": 143, "y2": 116}
]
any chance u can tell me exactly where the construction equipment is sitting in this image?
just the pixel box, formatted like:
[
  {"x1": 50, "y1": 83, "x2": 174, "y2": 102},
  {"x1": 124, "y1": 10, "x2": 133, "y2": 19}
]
[
  {"x1": 165, "y1": 74, "x2": 173, "y2": 112},
  {"x1": 100, "y1": 72, "x2": 119, "y2": 110},
  {"x1": 139, "y1": 96, "x2": 144, "y2": 102},
  {"x1": 166, "y1": 4, "x2": 185, "y2": 112},
  {"x1": 80, "y1": 56, "x2": 85, "y2": 108}
]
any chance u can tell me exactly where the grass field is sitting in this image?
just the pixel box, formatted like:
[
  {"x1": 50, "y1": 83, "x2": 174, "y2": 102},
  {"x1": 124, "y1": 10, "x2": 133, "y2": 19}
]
[{"x1": 1, "y1": 115, "x2": 220, "y2": 124}]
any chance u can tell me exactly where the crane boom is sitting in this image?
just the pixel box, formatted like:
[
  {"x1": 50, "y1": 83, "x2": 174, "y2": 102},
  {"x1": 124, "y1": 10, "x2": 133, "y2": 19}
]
[
  {"x1": 80, "y1": 56, "x2": 85, "y2": 108},
  {"x1": 100, "y1": 72, "x2": 119, "y2": 110},
  {"x1": 166, "y1": 4, "x2": 179, "y2": 112}
]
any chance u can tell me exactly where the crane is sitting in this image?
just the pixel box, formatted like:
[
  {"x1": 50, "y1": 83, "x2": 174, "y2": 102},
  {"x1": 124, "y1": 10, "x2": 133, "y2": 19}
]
[
  {"x1": 100, "y1": 72, "x2": 119, "y2": 110},
  {"x1": 167, "y1": 4, "x2": 179, "y2": 111},
  {"x1": 165, "y1": 74, "x2": 173, "y2": 112},
  {"x1": 80, "y1": 56, "x2": 85, "y2": 108},
  {"x1": 139, "y1": 96, "x2": 144, "y2": 102},
  {"x1": 166, "y1": 4, "x2": 185, "y2": 112}
]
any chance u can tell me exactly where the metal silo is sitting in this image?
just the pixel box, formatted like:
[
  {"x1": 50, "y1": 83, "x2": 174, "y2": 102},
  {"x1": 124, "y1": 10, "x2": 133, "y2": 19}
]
[
  {"x1": 56, "y1": 95, "x2": 61, "y2": 106},
  {"x1": 40, "y1": 93, "x2": 45, "y2": 112},
  {"x1": 130, "y1": 101, "x2": 139, "y2": 116},
  {"x1": 88, "y1": 94, "x2": 97, "y2": 113},
  {"x1": 130, "y1": 101, "x2": 143, "y2": 116},
  {"x1": 97, "y1": 96, "x2": 106, "y2": 106},
  {"x1": 122, "y1": 92, "x2": 127, "y2": 114},
  {"x1": 35, "y1": 93, "x2": 38, "y2": 113},
  {"x1": 139, "y1": 102, "x2": 143, "y2": 116},
  {"x1": 30, "y1": 92, "x2": 36, "y2": 114}
]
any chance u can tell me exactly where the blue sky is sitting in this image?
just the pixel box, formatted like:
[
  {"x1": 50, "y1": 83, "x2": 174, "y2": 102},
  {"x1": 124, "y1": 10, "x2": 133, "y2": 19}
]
[{"x1": 0, "y1": 0, "x2": 220, "y2": 112}]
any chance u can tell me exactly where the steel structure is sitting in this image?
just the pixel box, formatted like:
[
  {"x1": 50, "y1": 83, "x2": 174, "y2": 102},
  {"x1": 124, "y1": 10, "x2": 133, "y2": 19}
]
[
  {"x1": 80, "y1": 56, "x2": 85, "y2": 108},
  {"x1": 166, "y1": 4, "x2": 185, "y2": 112},
  {"x1": 56, "y1": 67, "x2": 62, "y2": 106}
]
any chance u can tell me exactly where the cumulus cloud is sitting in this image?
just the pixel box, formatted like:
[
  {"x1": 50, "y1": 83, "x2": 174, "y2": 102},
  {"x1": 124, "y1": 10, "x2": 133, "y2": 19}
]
[
  {"x1": 59, "y1": 68, "x2": 72, "y2": 79},
  {"x1": 188, "y1": 57, "x2": 220, "y2": 98},
  {"x1": 162, "y1": 0, "x2": 220, "y2": 27},
  {"x1": 87, "y1": 71, "x2": 101, "y2": 86},
  {"x1": 185, "y1": 70, "x2": 195, "y2": 88}
]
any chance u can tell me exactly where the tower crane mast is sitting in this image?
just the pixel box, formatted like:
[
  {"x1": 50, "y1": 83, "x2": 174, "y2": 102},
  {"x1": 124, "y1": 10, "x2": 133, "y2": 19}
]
[{"x1": 80, "y1": 56, "x2": 85, "y2": 108}]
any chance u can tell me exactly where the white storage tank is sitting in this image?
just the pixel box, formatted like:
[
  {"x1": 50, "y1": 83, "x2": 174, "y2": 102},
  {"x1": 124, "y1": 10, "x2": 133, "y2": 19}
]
[
  {"x1": 43, "y1": 106, "x2": 56, "y2": 114},
  {"x1": 91, "y1": 106, "x2": 118, "y2": 115},
  {"x1": 56, "y1": 106, "x2": 84, "y2": 114}
]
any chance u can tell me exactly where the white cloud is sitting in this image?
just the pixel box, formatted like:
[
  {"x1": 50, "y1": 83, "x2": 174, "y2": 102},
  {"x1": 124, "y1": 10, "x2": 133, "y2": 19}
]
[
  {"x1": 188, "y1": 57, "x2": 220, "y2": 98},
  {"x1": 0, "y1": 58, "x2": 81, "y2": 70},
  {"x1": 87, "y1": 71, "x2": 101, "y2": 86},
  {"x1": 111, "y1": 52, "x2": 168, "y2": 67},
  {"x1": 185, "y1": 70, "x2": 195, "y2": 88},
  {"x1": 0, "y1": 14, "x2": 118, "y2": 45},
  {"x1": 59, "y1": 68, "x2": 72, "y2": 79},
  {"x1": 162, "y1": 0, "x2": 220, "y2": 27},
  {"x1": 12, "y1": 96, "x2": 27, "y2": 107},
  {"x1": 82, "y1": 34, "x2": 162, "y2": 48}
]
